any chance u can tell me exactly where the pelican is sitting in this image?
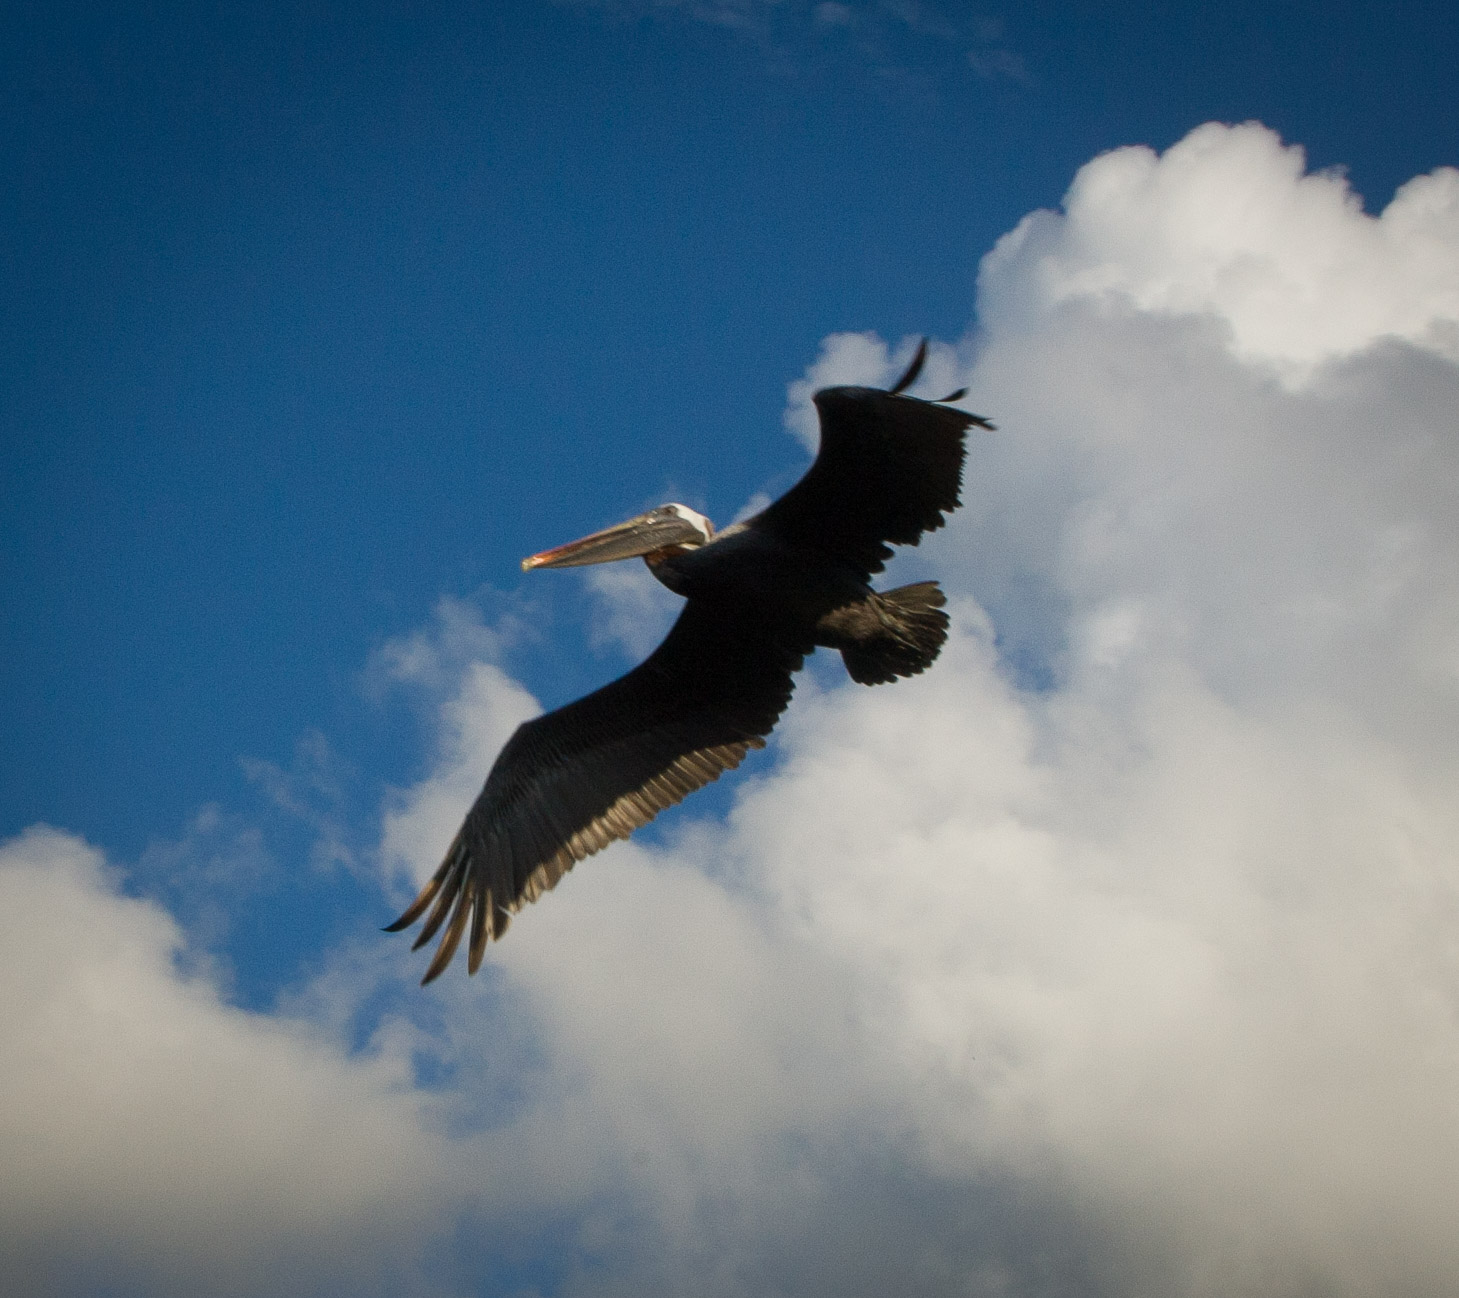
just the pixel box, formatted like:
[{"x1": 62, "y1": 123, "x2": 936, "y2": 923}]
[{"x1": 387, "y1": 340, "x2": 992, "y2": 981}]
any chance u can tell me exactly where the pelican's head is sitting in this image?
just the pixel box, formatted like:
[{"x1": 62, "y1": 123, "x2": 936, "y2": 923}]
[{"x1": 522, "y1": 503, "x2": 714, "y2": 571}]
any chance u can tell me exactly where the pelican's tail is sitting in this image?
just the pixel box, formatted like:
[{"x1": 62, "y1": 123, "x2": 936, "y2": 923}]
[{"x1": 832, "y1": 581, "x2": 949, "y2": 686}]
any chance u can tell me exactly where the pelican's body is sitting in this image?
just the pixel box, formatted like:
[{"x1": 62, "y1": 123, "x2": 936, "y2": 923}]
[
  {"x1": 655, "y1": 521, "x2": 854, "y2": 619},
  {"x1": 388, "y1": 341, "x2": 992, "y2": 981}
]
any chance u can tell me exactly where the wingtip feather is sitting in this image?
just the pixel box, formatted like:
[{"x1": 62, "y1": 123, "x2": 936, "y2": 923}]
[
  {"x1": 888, "y1": 337, "x2": 928, "y2": 395},
  {"x1": 421, "y1": 884, "x2": 473, "y2": 984}
]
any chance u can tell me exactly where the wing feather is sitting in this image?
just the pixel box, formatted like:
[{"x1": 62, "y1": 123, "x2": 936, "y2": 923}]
[
  {"x1": 754, "y1": 384, "x2": 991, "y2": 579},
  {"x1": 389, "y1": 600, "x2": 803, "y2": 982}
]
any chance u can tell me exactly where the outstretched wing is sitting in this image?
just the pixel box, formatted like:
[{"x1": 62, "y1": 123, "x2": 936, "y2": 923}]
[
  {"x1": 754, "y1": 343, "x2": 992, "y2": 579},
  {"x1": 387, "y1": 599, "x2": 806, "y2": 982}
]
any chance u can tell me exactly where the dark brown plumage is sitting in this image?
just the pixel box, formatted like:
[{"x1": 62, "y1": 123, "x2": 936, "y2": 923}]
[{"x1": 387, "y1": 340, "x2": 993, "y2": 982}]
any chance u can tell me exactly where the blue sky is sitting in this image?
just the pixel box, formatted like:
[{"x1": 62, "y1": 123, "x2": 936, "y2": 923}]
[
  {"x1": 4, "y1": 3, "x2": 1459, "y2": 1295},
  {"x1": 6, "y1": 0, "x2": 1452, "y2": 859}
]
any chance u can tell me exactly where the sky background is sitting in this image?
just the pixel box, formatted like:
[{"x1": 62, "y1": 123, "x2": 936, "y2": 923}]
[{"x1": 4, "y1": 2, "x2": 1459, "y2": 1295}]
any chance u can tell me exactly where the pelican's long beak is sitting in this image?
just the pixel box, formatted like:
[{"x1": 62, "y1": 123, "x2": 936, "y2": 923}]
[{"x1": 522, "y1": 509, "x2": 705, "y2": 571}]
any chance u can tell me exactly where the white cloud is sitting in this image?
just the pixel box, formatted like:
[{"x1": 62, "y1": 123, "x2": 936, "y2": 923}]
[
  {"x1": 582, "y1": 562, "x2": 682, "y2": 662},
  {"x1": 0, "y1": 826, "x2": 468, "y2": 1295},
  {"x1": 449, "y1": 122, "x2": 1458, "y2": 1294},
  {"x1": 366, "y1": 594, "x2": 526, "y2": 697},
  {"x1": 740, "y1": 121, "x2": 1459, "y2": 1295},
  {"x1": 980, "y1": 121, "x2": 1459, "y2": 382},
  {"x1": 747, "y1": 627, "x2": 1459, "y2": 1295}
]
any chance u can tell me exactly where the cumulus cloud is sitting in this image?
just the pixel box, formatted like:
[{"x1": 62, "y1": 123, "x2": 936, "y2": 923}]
[
  {"x1": 450, "y1": 121, "x2": 1459, "y2": 1295},
  {"x1": 8, "y1": 121, "x2": 1459, "y2": 1297},
  {"x1": 980, "y1": 121, "x2": 1459, "y2": 381},
  {"x1": 756, "y1": 122, "x2": 1459, "y2": 1296},
  {"x1": 582, "y1": 562, "x2": 683, "y2": 662},
  {"x1": 0, "y1": 827, "x2": 468, "y2": 1296}
]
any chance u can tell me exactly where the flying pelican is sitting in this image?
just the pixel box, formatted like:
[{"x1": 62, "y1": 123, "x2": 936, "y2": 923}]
[{"x1": 387, "y1": 340, "x2": 992, "y2": 982}]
